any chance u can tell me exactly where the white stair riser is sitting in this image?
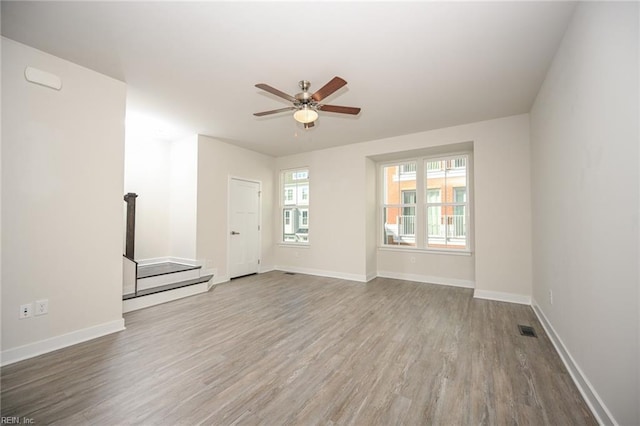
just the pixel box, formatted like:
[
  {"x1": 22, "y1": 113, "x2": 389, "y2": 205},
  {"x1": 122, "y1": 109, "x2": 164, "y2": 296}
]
[
  {"x1": 137, "y1": 269, "x2": 200, "y2": 290},
  {"x1": 123, "y1": 283, "x2": 208, "y2": 313}
]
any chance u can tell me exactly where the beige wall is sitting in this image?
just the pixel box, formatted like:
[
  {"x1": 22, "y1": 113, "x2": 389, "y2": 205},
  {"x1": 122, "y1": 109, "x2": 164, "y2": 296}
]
[
  {"x1": 473, "y1": 115, "x2": 532, "y2": 301},
  {"x1": 124, "y1": 134, "x2": 199, "y2": 263},
  {"x1": 1, "y1": 38, "x2": 126, "y2": 360},
  {"x1": 124, "y1": 137, "x2": 172, "y2": 260},
  {"x1": 169, "y1": 135, "x2": 198, "y2": 260},
  {"x1": 274, "y1": 145, "x2": 369, "y2": 281},
  {"x1": 274, "y1": 114, "x2": 532, "y2": 302},
  {"x1": 530, "y1": 2, "x2": 639, "y2": 424},
  {"x1": 196, "y1": 135, "x2": 275, "y2": 282}
]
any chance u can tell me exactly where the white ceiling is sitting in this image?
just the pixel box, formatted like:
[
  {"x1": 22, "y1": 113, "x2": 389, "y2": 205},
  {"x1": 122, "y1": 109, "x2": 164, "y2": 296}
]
[{"x1": 1, "y1": 1, "x2": 576, "y2": 157}]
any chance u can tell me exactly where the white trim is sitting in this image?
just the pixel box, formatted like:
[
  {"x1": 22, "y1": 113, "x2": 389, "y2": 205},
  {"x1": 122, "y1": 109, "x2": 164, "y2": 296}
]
[
  {"x1": 378, "y1": 247, "x2": 472, "y2": 256},
  {"x1": 209, "y1": 273, "x2": 230, "y2": 287},
  {"x1": 137, "y1": 256, "x2": 172, "y2": 266},
  {"x1": 136, "y1": 257, "x2": 200, "y2": 267},
  {"x1": 366, "y1": 272, "x2": 378, "y2": 282},
  {"x1": 279, "y1": 167, "x2": 310, "y2": 245},
  {"x1": 473, "y1": 289, "x2": 531, "y2": 305},
  {"x1": 377, "y1": 270, "x2": 474, "y2": 288},
  {"x1": 274, "y1": 265, "x2": 367, "y2": 283},
  {"x1": 200, "y1": 267, "x2": 216, "y2": 276},
  {"x1": 278, "y1": 242, "x2": 311, "y2": 248},
  {"x1": 123, "y1": 282, "x2": 208, "y2": 313},
  {"x1": 1, "y1": 319, "x2": 125, "y2": 366},
  {"x1": 532, "y1": 300, "x2": 616, "y2": 426},
  {"x1": 259, "y1": 265, "x2": 276, "y2": 274}
]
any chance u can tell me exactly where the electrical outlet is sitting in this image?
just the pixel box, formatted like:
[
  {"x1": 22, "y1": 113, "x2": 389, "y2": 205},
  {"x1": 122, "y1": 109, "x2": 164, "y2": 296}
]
[
  {"x1": 19, "y1": 303, "x2": 33, "y2": 319},
  {"x1": 35, "y1": 299, "x2": 49, "y2": 316},
  {"x1": 549, "y1": 290, "x2": 553, "y2": 305}
]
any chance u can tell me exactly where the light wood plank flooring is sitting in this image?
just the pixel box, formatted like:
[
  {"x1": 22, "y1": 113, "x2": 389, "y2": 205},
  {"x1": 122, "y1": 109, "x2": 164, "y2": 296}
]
[{"x1": 2, "y1": 272, "x2": 596, "y2": 425}]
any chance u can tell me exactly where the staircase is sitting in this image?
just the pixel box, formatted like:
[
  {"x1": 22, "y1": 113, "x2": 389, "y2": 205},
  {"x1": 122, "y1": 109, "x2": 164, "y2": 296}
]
[
  {"x1": 122, "y1": 193, "x2": 213, "y2": 312},
  {"x1": 123, "y1": 262, "x2": 213, "y2": 312}
]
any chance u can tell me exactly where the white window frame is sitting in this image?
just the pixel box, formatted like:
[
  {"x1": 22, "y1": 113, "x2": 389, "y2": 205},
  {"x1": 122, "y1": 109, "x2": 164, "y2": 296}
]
[
  {"x1": 281, "y1": 167, "x2": 310, "y2": 245},
  {"x1": 379, "y1": 153, "x2": 472, "y2": 254}
]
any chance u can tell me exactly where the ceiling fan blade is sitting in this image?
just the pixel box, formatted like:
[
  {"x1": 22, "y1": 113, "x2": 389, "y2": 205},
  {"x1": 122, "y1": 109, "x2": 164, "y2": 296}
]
[
  {"x1": 255, "y1": 83, "x2": 297, "y2": 103},
  {"x1": 311, "y1": 76, "x2": 347, "y2": 102},
  {"x1": 253, "y1": 107, "x2": 296, "y2": 117},
  {"x1": 304, "y1": 121, "x2": 315, "y2": 129},
  {"x1": 318, "y1": 104, "x2": 361, "y2": 115}
]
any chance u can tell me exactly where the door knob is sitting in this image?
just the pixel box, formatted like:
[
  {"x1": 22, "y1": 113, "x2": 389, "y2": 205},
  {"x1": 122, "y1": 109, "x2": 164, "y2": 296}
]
[{"x1": 231, "y1": 231, "x2": 240, "y2": 235}]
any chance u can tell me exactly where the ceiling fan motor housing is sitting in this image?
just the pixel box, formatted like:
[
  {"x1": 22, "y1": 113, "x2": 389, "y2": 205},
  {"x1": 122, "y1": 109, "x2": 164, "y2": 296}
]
[{"x1": 295, "y1": 81, "x2": 313, "y2": 106}]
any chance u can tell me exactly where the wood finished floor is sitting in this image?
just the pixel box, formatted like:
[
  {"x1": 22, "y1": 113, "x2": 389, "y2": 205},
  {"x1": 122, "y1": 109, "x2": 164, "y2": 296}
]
[{"x1": 2, "y1": 272, "x2": 596, "y2": 425}]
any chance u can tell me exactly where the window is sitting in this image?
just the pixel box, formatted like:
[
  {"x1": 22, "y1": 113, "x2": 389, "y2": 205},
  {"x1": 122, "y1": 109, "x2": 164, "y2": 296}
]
[
  {"x1": 425, "y1": 157, "x2": 468, "y2": 249},
  {"x1": 382, "y1": 162, "x2": 417, "y2": 247},
  {"x1": 281, "y1": 168, "x2": 309, "y2": 243},
  {"x1": 381, "y1": 154, "x2": 470, "y2": 251}
]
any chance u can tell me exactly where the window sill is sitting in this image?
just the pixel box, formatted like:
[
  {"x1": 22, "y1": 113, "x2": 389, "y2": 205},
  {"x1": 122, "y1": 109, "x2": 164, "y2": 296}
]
[
  {"x1": 378, "y1": 246, "x2": 472, "y2": 256},
  {"x1": 279, "y1": 243, "x2": 310, "y2": 248}
]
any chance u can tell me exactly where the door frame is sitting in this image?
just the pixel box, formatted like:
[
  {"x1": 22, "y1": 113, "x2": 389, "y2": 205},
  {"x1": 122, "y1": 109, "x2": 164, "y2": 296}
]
[{"x1": 227, "y1": 176, "x2": 263, "y2": 279}]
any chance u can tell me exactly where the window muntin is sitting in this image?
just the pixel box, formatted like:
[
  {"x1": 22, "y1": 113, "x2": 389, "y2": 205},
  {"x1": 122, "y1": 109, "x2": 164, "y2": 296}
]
[
  {"x1": 281, "y1": 168, "x2": 309, "y2": 243},
  {"x1": 381, "y1": 155, "x2": 470, "y2": 252}
]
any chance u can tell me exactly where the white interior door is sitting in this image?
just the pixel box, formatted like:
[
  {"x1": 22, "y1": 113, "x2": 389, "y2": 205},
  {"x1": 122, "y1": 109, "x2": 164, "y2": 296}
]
[{"x1": 229, "y1": 178, "x2": 261, "y2": 279}]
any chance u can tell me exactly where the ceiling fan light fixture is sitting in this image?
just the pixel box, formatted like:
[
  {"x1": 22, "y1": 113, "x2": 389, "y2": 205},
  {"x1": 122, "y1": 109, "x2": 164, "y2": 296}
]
[{"x1": 293, "y1": 106, "x2": 318, "y2": 124}]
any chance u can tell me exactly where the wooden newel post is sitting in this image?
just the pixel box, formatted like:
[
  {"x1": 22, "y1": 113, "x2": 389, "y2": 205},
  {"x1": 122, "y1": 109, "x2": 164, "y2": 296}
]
[{"x1": 124, "y1": 193, "x2": 138, "y2": 260}]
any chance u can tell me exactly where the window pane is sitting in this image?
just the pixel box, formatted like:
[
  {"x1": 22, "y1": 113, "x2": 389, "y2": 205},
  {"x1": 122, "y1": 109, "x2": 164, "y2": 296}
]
[
  {"x1": 427, "y1": 206, "x2": 466, "y2": 248},
  {"x1": 453, "y1": 188, "x2": 466, "y2": 217},
  {"x1": 383, "y1": 163, "x2": 416, "y2": 205},
  {"x1": 425, "y1": 157, "x2": 467, "y2": 203},
  {"x1": 427, "y1": 206, "x2": 442, "y2": 239},
  {"x1": 383, "y1": 207, "x2": 416, "y2": 247},
  {"x1": 445, "y1": 157, "x2": 466, "y2": 203},
  {"x1": 283, "y1": 208, "x2": 295, "y2": 241},
  {"x1": 449, "y1": 206, "x2": 466, "y2": 245},
  {"x1": 298, "y1": 209, "x2": 309, "y2": 229},
  {"x1": 284, "y1": 188, "x2": 295, "y2": 205}
]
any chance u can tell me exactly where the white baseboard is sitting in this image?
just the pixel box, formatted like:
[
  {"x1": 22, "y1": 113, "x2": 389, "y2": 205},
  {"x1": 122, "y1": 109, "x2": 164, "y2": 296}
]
[
  {"x1": 209, "y1": 274, "x2": 229, "y2": 289},
  {"x1": 473, "y1": 289, "x2": 531, "y2": 305},
  {"x1": 377, "y1": 270, "x2": 475, "y2": 289},
  {"x1": 259, "y1": 265, "x2": 276, "y2": 274},
  {"x1": 274, "y1": 265, "x2": 367, "y2": 282},
  {"x1": 532, "y1": 301, "x2": 615, "y2": 426},
  {"x1": 1, "y1": 319, "x2": 125, "y2": 366},
  {"x1": 123, "y1": 282, "x2": 208, "y2": 313},
  {"x1": 366, "y1": 271, "x2": 377, "y2": 282}
]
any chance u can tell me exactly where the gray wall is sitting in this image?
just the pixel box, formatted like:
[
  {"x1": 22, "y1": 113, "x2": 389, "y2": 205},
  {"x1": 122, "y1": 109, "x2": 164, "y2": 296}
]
[{"x1": 530, "y1": 3, "x2": 639, "y2": 425}]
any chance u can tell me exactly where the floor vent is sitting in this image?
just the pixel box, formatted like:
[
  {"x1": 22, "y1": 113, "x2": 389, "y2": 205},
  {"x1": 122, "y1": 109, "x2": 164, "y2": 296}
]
[
  {"x1": 284, "y1": 272, "x2": 296, "y2": 275},
  {"x1": 518, "y1": 325, "x2": 537, "y2": 338}
]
